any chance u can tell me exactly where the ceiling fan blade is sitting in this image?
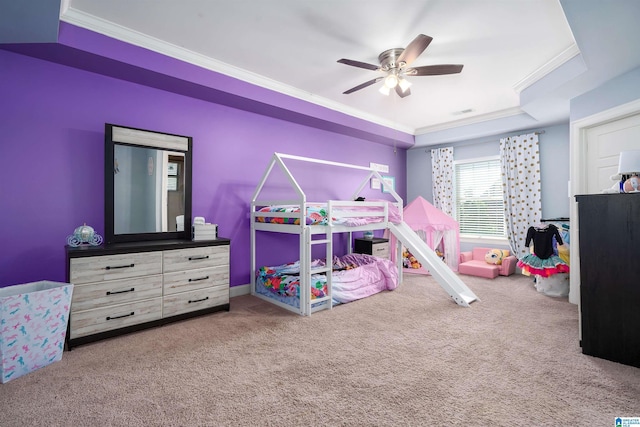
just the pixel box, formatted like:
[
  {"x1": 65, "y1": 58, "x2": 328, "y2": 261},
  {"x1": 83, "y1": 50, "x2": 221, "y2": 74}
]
[
  {"x1": 343, "y1": 77, "x2": 384, "y2": 94},
  {"x1": 407, "y1": 64, "x2": 464, "y2": 76},
  {"x1": 397, "y1": 34, "x2": 433, "y2": 67},
  {"x1": 395, "y1": 85, "x2": 411, "y2": 98},
  {"x1": 337, "y1": 58, "x2": 380, "y2": 71}
]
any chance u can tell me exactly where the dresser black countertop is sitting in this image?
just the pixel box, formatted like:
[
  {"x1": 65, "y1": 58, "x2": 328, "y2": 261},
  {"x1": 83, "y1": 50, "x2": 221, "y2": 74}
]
[{"x1": 66, "y1": 238, "x2": 231, "y2": 258}]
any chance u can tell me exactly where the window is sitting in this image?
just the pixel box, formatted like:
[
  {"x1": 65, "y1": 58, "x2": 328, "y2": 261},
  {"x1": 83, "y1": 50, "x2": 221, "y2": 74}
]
[{"x1": 454, "y1": 156, "x2": 506, "y2": 238}]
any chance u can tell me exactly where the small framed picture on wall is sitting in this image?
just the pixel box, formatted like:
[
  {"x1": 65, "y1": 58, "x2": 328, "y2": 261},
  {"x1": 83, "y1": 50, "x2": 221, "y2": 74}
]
[{"x1": 381, "y1": 176, "x2": 395, "y2": 193}]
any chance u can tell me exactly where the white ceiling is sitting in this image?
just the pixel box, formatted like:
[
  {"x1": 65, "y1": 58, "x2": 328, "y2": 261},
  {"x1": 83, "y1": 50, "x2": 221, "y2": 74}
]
[{"x1": 60, "y1": 1, "x2": 640, "y2": 146}]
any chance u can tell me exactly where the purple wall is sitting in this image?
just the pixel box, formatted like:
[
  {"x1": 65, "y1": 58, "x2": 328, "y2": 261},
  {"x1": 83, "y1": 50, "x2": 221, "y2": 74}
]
[{"x1": 0, "y1": 36, "x2": 408, "y2": 288}]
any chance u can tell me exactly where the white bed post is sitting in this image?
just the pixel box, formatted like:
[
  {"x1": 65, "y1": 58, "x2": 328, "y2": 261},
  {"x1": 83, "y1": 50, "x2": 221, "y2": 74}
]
[
  {"x1": 250, "y1": 155, "x2": 279, "y2": 297},
  {"x1": 396, "y1": 237, "x2": 404, "y2": 284},
  {"x1": 272, "y1": 154, "x2": 311, "y2": 315},
  {"x1": 300, "y1": 227, "x2": 310, "y2": 316},
  {"x1": 250, "y1": 212, "x2": 256, "y2": 296},
  {"x1": 325, "y1": 226, "x2": 333, "y2": 310},
  {"x1": 354, "y1": 169, "x2": 405, "y2": 282}
]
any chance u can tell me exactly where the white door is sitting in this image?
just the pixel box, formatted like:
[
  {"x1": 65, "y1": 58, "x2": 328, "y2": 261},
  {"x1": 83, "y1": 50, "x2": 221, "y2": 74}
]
[{"x1": 585, "y1": 112, "x2": 640, "y2": 193}]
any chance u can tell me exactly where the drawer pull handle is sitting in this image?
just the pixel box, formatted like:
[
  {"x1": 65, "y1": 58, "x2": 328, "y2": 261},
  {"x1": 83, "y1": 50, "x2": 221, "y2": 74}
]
[
  {"x1": 106, "y1": 288, "x2": 135, "y2": 296},
  {"x1": 188, "y1": 297, "x2": 209, "y2": 304},
  {"x1": 188, "y1": 276, "x2": 209, "y2": 282},
  {"x1": 106, "y1": 312, "x2": 134, "y2": 320},
  {"x1": 105, "y1": 263, "x2": 135, "y2": 270},
  {"x1": 188, "y1": 255, "x2": 209, "y2": 261}
]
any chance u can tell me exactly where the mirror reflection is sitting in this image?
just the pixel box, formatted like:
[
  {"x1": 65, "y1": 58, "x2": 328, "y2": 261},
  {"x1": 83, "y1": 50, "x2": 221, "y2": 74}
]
[
  {"x1": 113, "y1": 144, "x2": 185, "y2": 234},
  {"x1": 105, "y1": 123, "x2": 192, "y2": 244}
]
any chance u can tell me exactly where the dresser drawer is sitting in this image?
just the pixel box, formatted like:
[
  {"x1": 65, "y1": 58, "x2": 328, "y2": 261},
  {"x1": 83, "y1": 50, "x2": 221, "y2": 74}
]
[
  {"x1": 163, "y1": 245, "x2": 229, "y2": 273},
  {"x1": 162, "y1": 286, "x2": 229, "y2": 317},
  {"x1": 70, "y1": 297, "x2": 162, "y2": 339},
  {"x1": 163, "y1": 266, "x2": 229, "y2": 295},
  {"x1": 70, "y1": 252, "x2": 163, "y2": 284},
  {"x1": 372, "y1": 243, "x2": 389, "y2": 259},
  {"x1": 71, "y1": 275, "x2": 163, "y2": 311}
]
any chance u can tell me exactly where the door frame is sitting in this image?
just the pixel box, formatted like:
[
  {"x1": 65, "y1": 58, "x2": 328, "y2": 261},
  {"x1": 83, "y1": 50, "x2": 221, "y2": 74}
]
[{"x1": 569, "y1": 98, "x2": 640, "y2": 305}]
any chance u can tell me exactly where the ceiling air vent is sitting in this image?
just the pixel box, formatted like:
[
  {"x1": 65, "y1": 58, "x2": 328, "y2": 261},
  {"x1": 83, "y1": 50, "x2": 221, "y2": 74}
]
[{"x1": 452, "y1": 109, "x2": 474, "y2": 116}]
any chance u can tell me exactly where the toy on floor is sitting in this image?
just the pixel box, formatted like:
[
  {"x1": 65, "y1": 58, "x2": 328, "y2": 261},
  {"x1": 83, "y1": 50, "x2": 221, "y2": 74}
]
[
  {"x1": 403, "y1": 249, "x2": 422, "y2": 269},
  {"x1": 485, "y1": 248, "x2": 509, "y2": 265}
]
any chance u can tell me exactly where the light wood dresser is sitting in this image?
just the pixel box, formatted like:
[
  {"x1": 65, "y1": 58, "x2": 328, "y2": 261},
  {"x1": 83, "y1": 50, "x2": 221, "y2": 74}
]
[{"x1": 66, "y1": 239, "x2": 230, "y2": 349}]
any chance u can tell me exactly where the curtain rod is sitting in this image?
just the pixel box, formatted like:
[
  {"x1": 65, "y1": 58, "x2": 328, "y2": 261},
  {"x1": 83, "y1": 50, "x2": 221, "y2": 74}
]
[
  {"x1": 541, "y1": 217, "x2": 569, "y2": 222},
  {"x1": 423, "y1": 129, "x2": 546, "y2": 152}
]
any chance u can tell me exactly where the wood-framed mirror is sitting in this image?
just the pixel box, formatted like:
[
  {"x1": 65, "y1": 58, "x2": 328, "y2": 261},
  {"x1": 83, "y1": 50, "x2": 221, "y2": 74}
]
[{"x1": 105, "y1": 123, "x2": 192, "y2": 244}]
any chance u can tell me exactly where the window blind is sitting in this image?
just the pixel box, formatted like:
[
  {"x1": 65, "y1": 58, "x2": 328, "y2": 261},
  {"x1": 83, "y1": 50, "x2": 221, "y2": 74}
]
[{"x1": 454, "y1": 158, "x2": 506, "y2": 238}]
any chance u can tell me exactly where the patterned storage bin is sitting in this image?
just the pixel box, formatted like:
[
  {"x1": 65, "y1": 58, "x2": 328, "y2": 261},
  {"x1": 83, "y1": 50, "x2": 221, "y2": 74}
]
[{"x1": 0, "y1": 281, "x2": 73, "y2": 383}]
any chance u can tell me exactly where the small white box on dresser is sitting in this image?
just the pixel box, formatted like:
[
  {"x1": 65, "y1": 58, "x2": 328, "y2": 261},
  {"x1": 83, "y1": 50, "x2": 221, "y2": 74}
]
[{"x1": 193, "y1": 223, "x2": 218, "y2": 241}]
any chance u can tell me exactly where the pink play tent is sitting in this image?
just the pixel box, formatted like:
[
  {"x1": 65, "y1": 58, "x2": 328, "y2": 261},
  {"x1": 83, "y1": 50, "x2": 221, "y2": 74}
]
[{"x1": 389, "y1": 196, "x2": 460, "y2": 274}]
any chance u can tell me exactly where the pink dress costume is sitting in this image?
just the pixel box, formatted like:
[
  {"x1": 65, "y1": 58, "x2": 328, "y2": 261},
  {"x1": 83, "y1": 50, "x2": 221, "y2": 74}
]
[{"x1": 517, "y1": 224, "x2": 569, "y2": 277}]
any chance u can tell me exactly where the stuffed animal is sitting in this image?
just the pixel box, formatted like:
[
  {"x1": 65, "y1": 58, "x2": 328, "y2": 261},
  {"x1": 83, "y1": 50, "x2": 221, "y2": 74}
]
[
  {"x1": 403, "y1": 249, "x2": 422, "y2": 269},
  {"x1": 623, "y1": 175, "x2": 640, "y2": 193},
  {"x1": 485, "y1": 249, "x2": 510, "y2": 265},
  {"x1": 602, "y1": 173, "x2": 624, "y2": 194}
]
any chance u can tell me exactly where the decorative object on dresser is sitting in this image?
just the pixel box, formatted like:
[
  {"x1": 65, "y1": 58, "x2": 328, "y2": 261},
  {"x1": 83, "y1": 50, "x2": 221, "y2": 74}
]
[
  {"x1": 575, "y1": 194, "x2": 640, "y2": 368},
  {"x1": 193, "y1": 223, "x2": 218, "y2": 241},
  {"x1": 66, "y1": 239, "x2": 230, "y2": 349},
  {"x1": 353, "y1": 237, "x2": 390, "y2": 259},
  {"x1": 66, "y1": 223, "x2": 103, "y2": 247},
  {"x1": 617, "y1": 150, "x2": 640, "y2": 193}
]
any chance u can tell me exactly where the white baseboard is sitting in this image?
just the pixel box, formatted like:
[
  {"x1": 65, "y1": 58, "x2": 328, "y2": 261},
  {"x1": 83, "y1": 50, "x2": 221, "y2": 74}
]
[{"x1": 230, "y1": 284, "x2": 251, "y2": 298}]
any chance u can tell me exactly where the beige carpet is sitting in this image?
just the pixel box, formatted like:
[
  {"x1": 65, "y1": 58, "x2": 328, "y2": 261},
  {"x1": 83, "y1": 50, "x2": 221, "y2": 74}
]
[{"x1": 1, "y1": 273, "x2": 639, "y2": 426}]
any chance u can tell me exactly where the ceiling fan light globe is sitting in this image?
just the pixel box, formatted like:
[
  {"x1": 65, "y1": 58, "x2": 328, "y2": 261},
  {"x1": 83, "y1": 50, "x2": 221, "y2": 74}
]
[
  {"x1": 378, "y1": 85, "x2": 391, "y2": 96},
  {"x1": 398, "y1": 78, "x2": 412, "y2": 93},
  {"x1": 383, "y1": 74, "x2": 399, "y2": 89}
]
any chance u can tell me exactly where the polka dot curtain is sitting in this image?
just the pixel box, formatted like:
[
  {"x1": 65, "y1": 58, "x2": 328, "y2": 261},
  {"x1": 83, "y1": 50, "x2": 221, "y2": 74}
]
[
  {"x1": 430, "y1": 147, "x2": 455, "y2": 217},
  {"x1": 499, "y1": 133, "x2": 541, "y2": 259}
]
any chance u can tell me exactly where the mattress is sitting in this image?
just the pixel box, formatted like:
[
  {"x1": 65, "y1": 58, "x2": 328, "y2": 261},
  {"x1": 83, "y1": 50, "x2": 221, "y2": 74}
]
[
  {"x1": 254, "y1": 201, "x2": 402, "y2": 226},
  {"x1": 255, "y1": 253, "x2": 398, "y2": 306}
]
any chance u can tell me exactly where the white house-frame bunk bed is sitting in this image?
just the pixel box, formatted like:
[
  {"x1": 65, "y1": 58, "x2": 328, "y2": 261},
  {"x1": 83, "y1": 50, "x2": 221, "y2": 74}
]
[
  {"x1": 250, "y1": 153, "x2": 404, "y2": 316},
  {"x1": 250, "y1": 153, "x2": 479, "y2": 316}
]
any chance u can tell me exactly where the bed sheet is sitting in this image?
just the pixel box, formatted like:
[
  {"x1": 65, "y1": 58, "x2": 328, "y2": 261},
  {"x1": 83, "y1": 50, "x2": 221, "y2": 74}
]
[
  {"x1": 255, "y1": 201, "x2": 402, "y2": 226},
  {"x1": 255, "y1": 253, "x2": 398, "y2": 305}
]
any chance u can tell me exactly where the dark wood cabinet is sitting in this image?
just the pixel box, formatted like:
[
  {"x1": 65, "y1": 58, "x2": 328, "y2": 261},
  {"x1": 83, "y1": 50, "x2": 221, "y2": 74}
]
[{"x1": 576, "y1": 194, "x2": 640, "y2": 368}]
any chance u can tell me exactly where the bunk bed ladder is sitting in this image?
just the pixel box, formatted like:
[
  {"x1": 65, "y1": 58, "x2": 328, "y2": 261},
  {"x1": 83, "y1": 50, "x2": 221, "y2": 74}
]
[{"x1": 303, "y1": 227, "x2": 333, "y2": 315}]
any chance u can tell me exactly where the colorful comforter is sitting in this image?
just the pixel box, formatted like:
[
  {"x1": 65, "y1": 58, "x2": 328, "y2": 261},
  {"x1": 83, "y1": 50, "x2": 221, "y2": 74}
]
[
  {"x1": 256, "y1": 253, "x2": 399, "y2": 304},
  {"x1": 255, "y1": 201, "x2": 402, "y2": 226}
]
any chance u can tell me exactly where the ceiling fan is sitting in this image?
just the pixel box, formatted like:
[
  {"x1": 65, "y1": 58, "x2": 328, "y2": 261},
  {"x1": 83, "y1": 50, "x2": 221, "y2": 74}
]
[{"x1": 337, "y1": 34, "x2": 463, "y2": 98}]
